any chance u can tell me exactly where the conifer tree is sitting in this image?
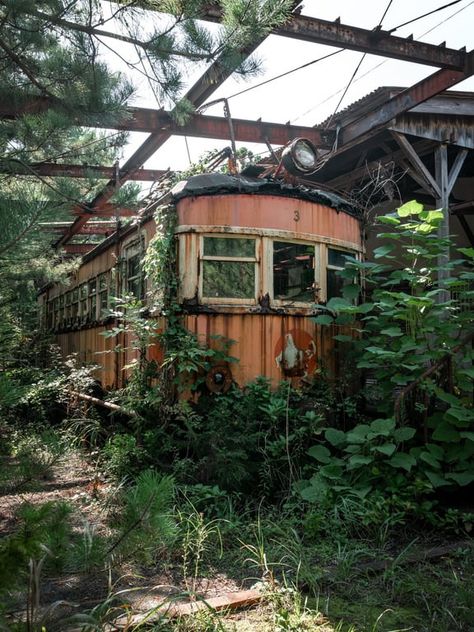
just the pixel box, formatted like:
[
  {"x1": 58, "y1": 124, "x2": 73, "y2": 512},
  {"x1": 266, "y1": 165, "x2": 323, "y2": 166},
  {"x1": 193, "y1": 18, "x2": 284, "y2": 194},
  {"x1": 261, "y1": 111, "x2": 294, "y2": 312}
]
[{"x1": 0, "y1": 0, "x2": 292, "y2": 360}]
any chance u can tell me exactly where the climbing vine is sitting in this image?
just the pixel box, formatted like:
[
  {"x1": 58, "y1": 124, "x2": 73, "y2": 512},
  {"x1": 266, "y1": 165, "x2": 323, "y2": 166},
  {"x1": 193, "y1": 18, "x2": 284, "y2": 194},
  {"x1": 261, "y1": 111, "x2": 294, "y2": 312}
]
[{"x1": 143, "y1": 203, "x2": 235, "y2": 395}]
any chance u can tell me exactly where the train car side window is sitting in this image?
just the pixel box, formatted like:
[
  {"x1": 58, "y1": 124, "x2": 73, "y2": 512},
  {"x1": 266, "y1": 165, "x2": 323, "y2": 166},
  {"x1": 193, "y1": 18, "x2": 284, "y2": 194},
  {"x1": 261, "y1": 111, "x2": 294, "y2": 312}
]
[
  {"x1": 201, "y1": 236, "x2": 257, "y2": 302},
  {"x1": 272, "y1": 241, "x2": 316, "y2": 303},
  {"x1": 89, "y1": 279, "x2": 97, "y2": 321},
  {"x1": 71, "y1": 288, "x2": 79, "y2": 322},
  {"x1": 79, "y1": 284, "x2": 88, "y2": 319},
  {"x1": 98, "y1": 273, "x2": 109, "y2": 315},
  {"x1": 124, "y1": 241, "x2": 145, "y2": 299}
]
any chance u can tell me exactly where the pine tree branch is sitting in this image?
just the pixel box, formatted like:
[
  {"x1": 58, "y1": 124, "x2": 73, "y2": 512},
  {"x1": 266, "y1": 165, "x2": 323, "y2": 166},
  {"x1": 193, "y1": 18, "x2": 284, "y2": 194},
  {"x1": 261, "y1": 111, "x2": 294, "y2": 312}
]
[
  {"x1": 0, "y1": 36, "x2": 55, "y2": 98},
  {"x1": 0, "y1": 2, "x2": 211, "y2": 61}
]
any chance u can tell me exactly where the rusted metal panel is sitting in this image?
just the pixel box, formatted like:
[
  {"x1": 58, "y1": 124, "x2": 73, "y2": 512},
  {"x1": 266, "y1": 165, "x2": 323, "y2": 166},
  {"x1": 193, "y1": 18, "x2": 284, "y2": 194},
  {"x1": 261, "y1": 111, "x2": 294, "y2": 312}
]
[
  {"x1": 177, "y1": 195, "x2": 361, "y2": 247},
  {"x1": 184, "y1": 313, "x2": 326, "y2": 386}
]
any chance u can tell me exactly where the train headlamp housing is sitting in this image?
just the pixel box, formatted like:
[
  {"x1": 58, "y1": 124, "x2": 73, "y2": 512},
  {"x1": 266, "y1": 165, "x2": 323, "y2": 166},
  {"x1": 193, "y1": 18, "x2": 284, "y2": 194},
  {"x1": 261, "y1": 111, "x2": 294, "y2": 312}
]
[{"x1": 281, "y1": 138, "x2": 318, "y2": 176}]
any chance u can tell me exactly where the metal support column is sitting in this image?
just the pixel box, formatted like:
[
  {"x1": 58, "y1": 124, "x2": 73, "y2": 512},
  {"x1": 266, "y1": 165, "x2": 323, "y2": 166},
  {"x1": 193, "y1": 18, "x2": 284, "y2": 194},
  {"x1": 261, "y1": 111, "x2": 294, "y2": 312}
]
[{"x1": 435, "y1": 144, "x2": 450, "y2": 301}]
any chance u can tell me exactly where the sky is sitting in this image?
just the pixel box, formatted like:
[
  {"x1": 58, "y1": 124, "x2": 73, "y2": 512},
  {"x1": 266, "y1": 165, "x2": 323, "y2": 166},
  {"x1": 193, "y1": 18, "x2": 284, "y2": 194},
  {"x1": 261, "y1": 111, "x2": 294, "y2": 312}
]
[{"x1": 102, "y1": 0, "x2": 474, "y2": 183}]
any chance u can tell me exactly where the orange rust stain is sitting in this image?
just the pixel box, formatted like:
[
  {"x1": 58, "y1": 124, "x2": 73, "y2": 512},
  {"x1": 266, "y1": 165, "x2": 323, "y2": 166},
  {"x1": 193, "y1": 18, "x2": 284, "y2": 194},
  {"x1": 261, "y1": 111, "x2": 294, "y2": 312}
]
[{"x1": 177, "y1": 195, "x2": 360, "y2": 245}]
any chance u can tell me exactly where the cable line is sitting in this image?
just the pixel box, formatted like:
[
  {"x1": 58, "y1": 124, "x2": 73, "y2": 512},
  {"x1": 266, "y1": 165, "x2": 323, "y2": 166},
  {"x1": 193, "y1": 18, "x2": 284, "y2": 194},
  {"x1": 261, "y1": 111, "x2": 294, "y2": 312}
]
[{"x1": 387, "y1": 0, "x2": 464, "y2": 34}]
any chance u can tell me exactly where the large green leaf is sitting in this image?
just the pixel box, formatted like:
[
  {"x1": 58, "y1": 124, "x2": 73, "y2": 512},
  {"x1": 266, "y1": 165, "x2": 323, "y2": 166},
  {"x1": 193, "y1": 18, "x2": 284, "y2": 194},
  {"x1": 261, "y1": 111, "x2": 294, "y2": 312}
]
[
  {"x1": 319, "y1": 464, "x2": 344, "y2": 480},
  {"x1": 313, "y1": 314, "x2": 334, "y2": 326},
  {"x1": 346, "y1": 424, "x2": 371, "y2": 444},
  {"x1": 370, "y1": 418, "x2": 396, "y2": 436},
  {"x1": 348, "y1": 454, "x2": 373, "y2": 468},
  {"x1": 378, "y1": 215, "x2": 400, "y2": 226},
  {"x1": 397, "y1": 200, "x2": 424, "y2": 217},
  {"x1": 307, "y1": 445, "x2": 332, "y2": 464},
  {"x1": 325, "y1": 428, "x2": 346, "y2": 447},
  {"x1": 445, "y1": 471, "x2": 474, "y2": 486},
  {"x1": 425, "y1": 470, "x2": 450, "y2": 488},
  {"x1": 389, "y1": 453, "x2": 417, "y2": 472},
  {"x1": 342, "y1": 284, "x2": 360, "y2": 300},
  {"x1": 432, "y1": 422, "x2": 460, "y2": 443},
  {"x1": 380, "y1": 326, "x2": 404, "y2": 337},
  {"x1": 373, "y1": 443, "x2": 397, "y2": 456},
  {"x1": 420, "y1": 451, "x2": 440, "y2": 469},
  {"x1": 393, "y1": 427, "x2": 416, "y2": 442},
  {"x1": 373, "y1": 244, "x2": 395, "y2": 259}
]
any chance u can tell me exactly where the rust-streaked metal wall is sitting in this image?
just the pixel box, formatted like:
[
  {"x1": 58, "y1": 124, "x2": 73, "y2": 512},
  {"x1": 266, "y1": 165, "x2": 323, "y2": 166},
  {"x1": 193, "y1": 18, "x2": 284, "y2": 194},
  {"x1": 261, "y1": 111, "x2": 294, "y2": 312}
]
[{"x1": 40, "y1": 191, "x2": 362, "y2": 390}]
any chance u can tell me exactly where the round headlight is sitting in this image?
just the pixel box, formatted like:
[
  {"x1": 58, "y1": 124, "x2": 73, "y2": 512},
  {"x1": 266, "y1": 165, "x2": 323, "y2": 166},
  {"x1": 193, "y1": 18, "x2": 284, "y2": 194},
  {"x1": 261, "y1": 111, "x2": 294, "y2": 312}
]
[{"x1": 281, "y1": 138, "x2": 318, "y2": 175}]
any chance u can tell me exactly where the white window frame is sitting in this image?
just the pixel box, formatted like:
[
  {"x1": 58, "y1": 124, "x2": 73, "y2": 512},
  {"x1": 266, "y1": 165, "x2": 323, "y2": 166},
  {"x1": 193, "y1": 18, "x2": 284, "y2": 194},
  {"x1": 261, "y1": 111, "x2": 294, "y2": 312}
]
[{"x1": 199, "y1": 234, "x2": 259, "y2": 305}]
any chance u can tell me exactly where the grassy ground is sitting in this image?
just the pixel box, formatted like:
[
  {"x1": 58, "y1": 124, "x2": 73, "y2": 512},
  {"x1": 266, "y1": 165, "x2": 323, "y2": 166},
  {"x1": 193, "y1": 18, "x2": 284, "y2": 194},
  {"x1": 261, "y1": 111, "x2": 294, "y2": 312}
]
[{"x1": 0, "y1": 427, "x2": 473, "y2": 631}]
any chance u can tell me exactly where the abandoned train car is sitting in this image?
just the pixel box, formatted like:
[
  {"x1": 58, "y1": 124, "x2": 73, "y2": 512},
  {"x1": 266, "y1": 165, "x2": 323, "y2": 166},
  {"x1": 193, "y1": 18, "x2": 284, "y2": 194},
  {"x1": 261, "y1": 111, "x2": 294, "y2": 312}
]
[{"x1": 39, "y1": 172, "x2": 363, "y2": 391}]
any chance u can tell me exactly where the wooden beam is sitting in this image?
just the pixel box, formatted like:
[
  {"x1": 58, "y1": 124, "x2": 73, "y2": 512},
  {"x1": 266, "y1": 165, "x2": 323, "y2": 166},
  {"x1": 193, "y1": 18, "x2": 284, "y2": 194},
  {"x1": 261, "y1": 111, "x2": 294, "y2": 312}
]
[
  {"x1": 447, "y1": 149, "x2": 468, "y2": 193},
  {"x1": 391, "y1": 132, "x2": 441, "y2": 198}
]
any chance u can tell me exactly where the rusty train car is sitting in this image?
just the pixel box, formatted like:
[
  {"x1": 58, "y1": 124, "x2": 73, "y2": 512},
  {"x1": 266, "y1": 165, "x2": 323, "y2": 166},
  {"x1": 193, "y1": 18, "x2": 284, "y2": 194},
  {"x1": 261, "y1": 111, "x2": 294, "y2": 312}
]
[{"x1": 39, "y1": 171, "x2": 363, "y2": 391}]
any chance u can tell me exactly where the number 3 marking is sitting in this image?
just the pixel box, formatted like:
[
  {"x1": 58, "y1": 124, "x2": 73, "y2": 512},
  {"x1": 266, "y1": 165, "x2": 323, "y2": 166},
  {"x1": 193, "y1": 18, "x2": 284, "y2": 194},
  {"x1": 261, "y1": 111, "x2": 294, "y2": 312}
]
[{"x1": 294, "y1": 209, "x2": 300, "y2": 222}]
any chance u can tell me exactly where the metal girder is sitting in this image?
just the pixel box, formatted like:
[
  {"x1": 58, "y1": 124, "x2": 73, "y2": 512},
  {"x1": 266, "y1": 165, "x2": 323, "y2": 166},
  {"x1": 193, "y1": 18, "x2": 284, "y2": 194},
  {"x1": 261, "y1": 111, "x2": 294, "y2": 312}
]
[
  {"x1": 62, "y1": 243, "x2": 97, "y2": 255},
  {"x1": 71, "y1": 204, "x2": 137, "y2": 217},
  {"x1": 200, "y1": 6, "x2": 468, "y2": 70},
  {"x1": 40, "y1": 221, "x2": 117, "y2": 235},
  {"x1": 341, "y1": 64, "x2": 474, "y2": 146},
  {"x1": 118, "y1": 108, "x2": 331, "y2": 145},
  {"x1": 0, "y1": 100, "x2": 331, "y2": 146},
  {"x1": 2, "y1": 162, "x2": 167, "y2": 181}
]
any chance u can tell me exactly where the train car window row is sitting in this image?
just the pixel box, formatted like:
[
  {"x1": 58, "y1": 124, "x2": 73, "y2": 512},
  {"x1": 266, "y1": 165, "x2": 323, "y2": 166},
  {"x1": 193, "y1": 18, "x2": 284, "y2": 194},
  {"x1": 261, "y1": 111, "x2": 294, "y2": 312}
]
[{"x1": 195, "y1": 235, "x2": 357, "y2": 306}]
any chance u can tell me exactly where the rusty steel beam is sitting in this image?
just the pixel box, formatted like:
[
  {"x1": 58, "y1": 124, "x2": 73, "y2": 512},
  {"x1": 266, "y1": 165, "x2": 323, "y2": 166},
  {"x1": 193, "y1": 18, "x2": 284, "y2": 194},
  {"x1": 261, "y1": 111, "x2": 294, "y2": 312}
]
[
  {"x1": 0, "y1": 99, "x2": 330, "y2": 146},
  {"x1": 271, "y1": 14, "x2": 467, "y2": 69},
  {"x1": 71, "y1": 203, "x2": 137, "y2": 217},
  {"x1": 340, "y1": 63, "x2": 474, "y2": 146},
  {"x1": 115, "y1": 108, "x2": 331, "y2": 145},
  {"x1": 2, "y1": 162, "x2": 167, "y2": 181},
  {"x1": 62, "y1": 243, "x2": 97, "y2": 255},
  {"x1": 137, "y1": 3, "x2": 468, "y2": 70},
  {"x1": 40, "y1": 221, "x2": 117, "y2": 235}
]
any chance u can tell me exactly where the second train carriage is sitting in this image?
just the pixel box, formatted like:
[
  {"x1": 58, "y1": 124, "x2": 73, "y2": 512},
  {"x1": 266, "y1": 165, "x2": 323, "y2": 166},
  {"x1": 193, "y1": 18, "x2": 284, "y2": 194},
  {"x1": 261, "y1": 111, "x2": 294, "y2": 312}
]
[{"x1": 39, "y1": 172, "x2": 363, "y2": 391}]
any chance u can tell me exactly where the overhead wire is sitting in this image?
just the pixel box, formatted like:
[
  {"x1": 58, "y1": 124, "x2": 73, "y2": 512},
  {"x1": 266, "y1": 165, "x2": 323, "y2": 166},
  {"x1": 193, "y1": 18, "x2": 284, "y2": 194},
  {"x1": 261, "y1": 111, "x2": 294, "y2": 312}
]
[
  {"x1": 386, "y1": 0, "x2": 464, "y2": 34},
  {"x1": 224, "y1": 48, "x2": 344, "y2": 101},
  {"x1": 323, "y1": 0, "x2": 394, "y2": 129},
  {"x1": 291, "y1": 0, "x2": 474, "y2": 124}
]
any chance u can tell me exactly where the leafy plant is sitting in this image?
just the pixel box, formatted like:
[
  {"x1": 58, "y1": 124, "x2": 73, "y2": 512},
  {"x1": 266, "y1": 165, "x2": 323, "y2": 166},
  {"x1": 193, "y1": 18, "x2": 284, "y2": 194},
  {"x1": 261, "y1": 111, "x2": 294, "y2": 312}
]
[{"x1": 303, "y1": 201, "x2": 474, "y2": 517}]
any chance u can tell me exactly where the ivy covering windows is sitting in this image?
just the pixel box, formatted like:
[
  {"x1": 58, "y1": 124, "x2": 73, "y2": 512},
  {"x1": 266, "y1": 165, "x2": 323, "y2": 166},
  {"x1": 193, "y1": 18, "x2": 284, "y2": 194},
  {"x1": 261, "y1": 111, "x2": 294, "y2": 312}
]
[{"x1": 201, "y1": 236, "x2": 257, "y2": 301}]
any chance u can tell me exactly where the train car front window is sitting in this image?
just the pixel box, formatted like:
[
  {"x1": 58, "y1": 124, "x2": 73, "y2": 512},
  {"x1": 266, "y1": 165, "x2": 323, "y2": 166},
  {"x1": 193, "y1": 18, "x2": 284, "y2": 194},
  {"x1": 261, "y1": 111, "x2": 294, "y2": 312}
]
[
  {"x1": 201, "y1": 236, "x2": 256, "y2": 301},
  {"x1": 273, "y1": 241, "x2": 315, "y2": 302}
]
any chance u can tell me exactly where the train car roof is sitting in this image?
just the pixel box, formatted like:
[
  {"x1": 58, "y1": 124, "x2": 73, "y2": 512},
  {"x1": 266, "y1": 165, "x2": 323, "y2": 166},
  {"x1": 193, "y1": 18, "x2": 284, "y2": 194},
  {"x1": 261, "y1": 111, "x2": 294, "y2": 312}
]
[{"x1": 170, "y1": 173, "x2": 358, "y2": 218}]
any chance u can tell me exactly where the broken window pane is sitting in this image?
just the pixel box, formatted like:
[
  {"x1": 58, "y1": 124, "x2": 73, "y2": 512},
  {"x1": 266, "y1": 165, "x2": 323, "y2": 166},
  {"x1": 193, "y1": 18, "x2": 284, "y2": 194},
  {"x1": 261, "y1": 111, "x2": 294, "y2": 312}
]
[
  {"x1": 329, "y1": 249, "x2": 349, "y2": 268},
  {"x1": 204, "y1": 236, "x2": 255, "y2": 258},
  {"x1": 273, "y1": 241, "x2": 315, "y2": 302},
  {"x1": 203, "y1": 261, "x2": 254, "y2": 299}
]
